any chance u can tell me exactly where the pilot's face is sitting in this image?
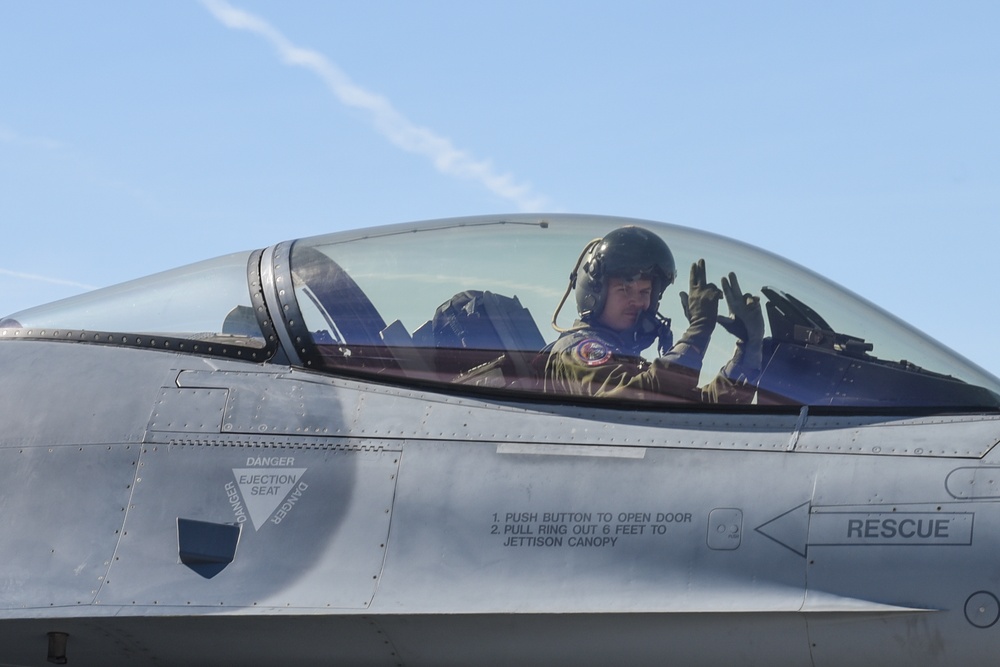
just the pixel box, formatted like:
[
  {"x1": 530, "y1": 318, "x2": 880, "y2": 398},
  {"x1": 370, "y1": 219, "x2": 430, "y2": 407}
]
[{"x1": 599, "y1": 277, "x2": 652, "y2": 332}]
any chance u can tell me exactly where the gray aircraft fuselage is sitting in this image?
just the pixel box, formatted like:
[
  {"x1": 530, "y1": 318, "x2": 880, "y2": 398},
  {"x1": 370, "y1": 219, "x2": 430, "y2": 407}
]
[{"x1": 1, "y1": 214, "x2": 999, "y2": 666}]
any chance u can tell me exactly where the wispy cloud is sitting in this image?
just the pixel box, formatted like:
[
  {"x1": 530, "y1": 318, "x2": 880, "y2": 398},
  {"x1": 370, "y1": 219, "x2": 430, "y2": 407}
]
[
  {"x1": 0, "y1": 123, "x2": 62, "y2": 151},
  {"x1": 200, "y1": 0, "x2": 548, "y2": 211},
  {"x1": 0, "y1": 126, "x2": 96, "y2": 294},
  {"x1": 0, "y1": 269, "x2": 97, "y2": 291}
]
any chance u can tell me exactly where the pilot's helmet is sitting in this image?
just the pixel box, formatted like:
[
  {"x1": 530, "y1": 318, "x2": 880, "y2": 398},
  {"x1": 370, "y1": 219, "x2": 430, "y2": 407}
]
[{"x1": 576, "y1": 226, "x2": 676, "y2": 321}]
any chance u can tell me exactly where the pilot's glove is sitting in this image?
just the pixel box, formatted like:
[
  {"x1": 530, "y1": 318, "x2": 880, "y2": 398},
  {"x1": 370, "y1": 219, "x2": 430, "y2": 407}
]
[
  {"x1": 720, "y1": 272, "x2": 764, "y2": 376},
  {"x1": 677, "y1": 259, "x2": 721, "y2": 356}
]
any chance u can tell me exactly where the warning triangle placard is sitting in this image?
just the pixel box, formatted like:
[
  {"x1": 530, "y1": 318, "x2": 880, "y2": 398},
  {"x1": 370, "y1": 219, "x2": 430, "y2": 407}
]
[{"x1": 232, "y1": 468, "x2": 307, "y2": 531}]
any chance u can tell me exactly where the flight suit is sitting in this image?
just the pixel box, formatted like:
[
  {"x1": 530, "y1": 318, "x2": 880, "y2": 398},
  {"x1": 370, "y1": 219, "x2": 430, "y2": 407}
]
[{"x1": 543, "y1": 320, "x2": 755, "y2": 404}]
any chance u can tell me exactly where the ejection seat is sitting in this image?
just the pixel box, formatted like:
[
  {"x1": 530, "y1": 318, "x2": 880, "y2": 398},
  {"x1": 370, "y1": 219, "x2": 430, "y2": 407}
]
[{"x1": 411, "y1": 290, "x2": 546, "y2": 389}]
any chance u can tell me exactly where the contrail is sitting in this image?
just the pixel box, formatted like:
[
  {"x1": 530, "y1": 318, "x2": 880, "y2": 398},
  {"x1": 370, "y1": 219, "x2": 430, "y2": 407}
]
[
  {"x1": 201, "y1": 0, "x2": 548, "y2": 211},
  {"x1": 0, "y1": 269, "x2": 96, "y2": 291}
]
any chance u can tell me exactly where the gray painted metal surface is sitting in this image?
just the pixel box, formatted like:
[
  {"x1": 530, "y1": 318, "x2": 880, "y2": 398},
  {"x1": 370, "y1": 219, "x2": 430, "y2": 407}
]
[
  {"x1": 1, "y1": 340, "x2": 1000, "y2": 665},
  {"x1": 3, "y1": 214, "x2": 1000, "y2": 665}
]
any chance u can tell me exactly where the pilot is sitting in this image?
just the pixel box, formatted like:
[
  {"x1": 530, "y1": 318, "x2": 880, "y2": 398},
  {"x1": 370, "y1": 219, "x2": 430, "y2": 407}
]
[{"x1": 543, "y1": 226, "x2": 764, "y2": 403}]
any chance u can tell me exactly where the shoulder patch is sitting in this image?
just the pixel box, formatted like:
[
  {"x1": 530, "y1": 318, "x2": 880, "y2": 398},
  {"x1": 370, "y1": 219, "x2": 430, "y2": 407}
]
[{"x1": 573, "y1": 339, "x2": 613, "y2": 367}]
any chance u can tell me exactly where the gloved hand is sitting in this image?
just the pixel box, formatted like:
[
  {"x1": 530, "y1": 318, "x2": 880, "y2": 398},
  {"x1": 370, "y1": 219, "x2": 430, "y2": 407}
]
[
  {"x1": 719, "y1": 271, "x2": 764, "y2": 373},
  {"x1": 718, "y1": 272, "x2": 764, "y2": 343},
  {"x1": 678, "y1": 259, "x2": 721, "y2": 353}
]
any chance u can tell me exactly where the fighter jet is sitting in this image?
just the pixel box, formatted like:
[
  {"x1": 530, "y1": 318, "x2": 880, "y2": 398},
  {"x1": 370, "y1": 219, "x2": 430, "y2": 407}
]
[{"x1": 1, "y1": 214, "x2": 998, "y2": 666}]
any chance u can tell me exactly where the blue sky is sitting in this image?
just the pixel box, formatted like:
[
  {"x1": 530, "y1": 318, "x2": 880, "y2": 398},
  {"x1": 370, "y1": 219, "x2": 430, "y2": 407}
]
[{"x1": 1, "y1": 2, "x2": 998, "y2": 375}]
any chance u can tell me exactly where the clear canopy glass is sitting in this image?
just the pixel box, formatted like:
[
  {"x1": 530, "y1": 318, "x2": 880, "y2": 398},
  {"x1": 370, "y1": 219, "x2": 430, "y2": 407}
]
[
  {"x1": 2, "y1": 251, "x2": 266, "y2": 348},
  {"x1": 4, "y1": 214, "x2": 998, "y2": 411},
  {"x1": 287, "y1": 215, "x2": 1000, "y2": 409}
]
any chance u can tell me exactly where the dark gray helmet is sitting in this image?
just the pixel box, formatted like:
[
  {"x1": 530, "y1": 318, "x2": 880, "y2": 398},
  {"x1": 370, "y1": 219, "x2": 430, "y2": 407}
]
[{"x1": 575, "y1": 226, "x2": 676, "y2": 321}]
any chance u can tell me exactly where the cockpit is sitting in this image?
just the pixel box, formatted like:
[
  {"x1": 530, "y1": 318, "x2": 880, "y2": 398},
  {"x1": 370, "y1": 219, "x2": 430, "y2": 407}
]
[{"x1": 3, "y1": 214, "x2": 999, "y2": 411}]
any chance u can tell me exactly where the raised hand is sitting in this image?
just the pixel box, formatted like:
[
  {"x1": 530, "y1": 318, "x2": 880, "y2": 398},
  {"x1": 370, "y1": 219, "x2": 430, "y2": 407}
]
[{"x1": 718, "y1": 272, "x2": 764, "y2": 344}]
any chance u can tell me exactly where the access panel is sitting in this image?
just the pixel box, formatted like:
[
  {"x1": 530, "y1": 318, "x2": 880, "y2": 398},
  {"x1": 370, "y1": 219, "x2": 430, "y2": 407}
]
[{"x1": 99, "y1": 435, "x2": 399, "y2": 609}]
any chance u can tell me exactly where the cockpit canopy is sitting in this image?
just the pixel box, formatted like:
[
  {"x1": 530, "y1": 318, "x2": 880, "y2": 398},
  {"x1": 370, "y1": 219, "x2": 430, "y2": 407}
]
[{"x1": 4, "y1": 214, "x2": 999, "y2": 411}]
